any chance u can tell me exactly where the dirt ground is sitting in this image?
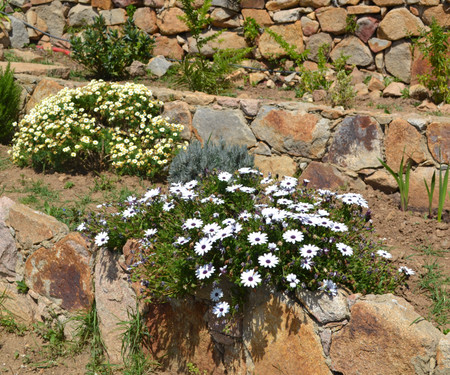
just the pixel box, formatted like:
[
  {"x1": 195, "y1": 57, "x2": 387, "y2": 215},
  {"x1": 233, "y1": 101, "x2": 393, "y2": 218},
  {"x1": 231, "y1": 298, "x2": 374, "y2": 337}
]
[{"x1": 1, "y1": 48, "x2": 449, "y2": 374}]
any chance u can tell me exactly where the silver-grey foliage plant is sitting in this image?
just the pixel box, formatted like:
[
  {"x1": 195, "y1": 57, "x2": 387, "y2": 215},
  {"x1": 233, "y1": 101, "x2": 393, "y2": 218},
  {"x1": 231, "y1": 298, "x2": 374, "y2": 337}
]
[{"x1": 168, "y1": 139, "x2": 255, "y2": 183}]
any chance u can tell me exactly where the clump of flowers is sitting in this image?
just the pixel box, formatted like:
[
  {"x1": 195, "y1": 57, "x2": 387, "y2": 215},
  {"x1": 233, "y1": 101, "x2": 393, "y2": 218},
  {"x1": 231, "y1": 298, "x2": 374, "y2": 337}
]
[
  {"x1": 10, "y1": 80, "x2": 186, "y2": 178},
  {"x1": 80, "y1": 170, "x2": 407, "y2": 318}
]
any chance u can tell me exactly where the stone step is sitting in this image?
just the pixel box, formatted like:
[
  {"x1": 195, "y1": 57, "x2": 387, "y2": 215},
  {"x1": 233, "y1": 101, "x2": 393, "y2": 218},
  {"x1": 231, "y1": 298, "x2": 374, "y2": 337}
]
[{"x1": 0, "y1": 61, "x2": 70, "y2": 79}]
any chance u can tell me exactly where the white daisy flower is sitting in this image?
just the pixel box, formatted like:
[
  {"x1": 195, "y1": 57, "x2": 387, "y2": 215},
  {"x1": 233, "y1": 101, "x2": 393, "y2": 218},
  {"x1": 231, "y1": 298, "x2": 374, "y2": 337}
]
[
  {"x1": 194, "y1": 238, "x2": 213, "y2": 256},
  {"x1": 76, "y1": 223, "x2": 86, "y2": 231},
  {"x1": 260, "y1": 177, "x2": 273, "y2": 184},
  {"x1": 196, "y1": 264, "x2": 215, "y2": 280},
  {"x1": 320, "y1": 279, "x2": 338, "y2": 296},
  {"x1": 240, "y1": 186, "x2": 256, "y2": 194},
  {"x1": 203, "y1": 223, "x2": 221, "y2": 236},
  {"x1": 239, "y1": 211, "x2": 252, "y2": 221},
  {"x1": 268, "y1": 242, "x2": 279, "y2": 251},
  {"x1": 277, "y1": 198, "x2": 293, "y2": 205},
  {"x1": 122, "y1": 207, "x2": 136, "y2": 218},
  {"x1": 144, "y1": 228, "x2": 158, "y2": 237},
  {"x1": 226, "y1": 184, "x2": 242, "y2": 192},
  {"x1": 264, "y1": 185, "x2": 278, "y2": 195},
  {"x1": 212, "y1": 301, "x2": 230, "y2": 317},
  {"x1": 331, "y1": 222, "x2": 348, "y2": 232},
  {"x1": 184, "y1": 180, "x2": 198, "y2": 189},
  {"x1": 398, "y1": 266, "x2": 415, "y2": 276},
  {"x1": 248, "y1": 231, "x2": 268, "y2": 246},
  {"x1": 163, "y1": 201, "x2": 175, "y2": 211},
  {"x1": 218, "y1": 171, "x2": 233, "y2": 182},
  {"x1": 95, "y1": 231, "x2": 109, "y2": 247},
  {"x1": 210, "y1": 287, "x2": 223, "y2": 302},
  {"x1": 240, "y1": 270, "x2": 262, "y2": 288},
  {"x1": 336, "y1": 243, "x2": 353, "y2": 256},
  {"x1": 273, "y1": 190, "x2": 290, "y2": 197},
  {"x1": 143, "y1": 188, "x2": 160, "y2": 200},
  {"x1": 258, "y1": 253, "x2": 279, "y2": 268},
  {"x1": 377, "y1": 250, "x2": 392, "y2": 259},
  {"x1": 214, "y1": 227, "x2": 233, "y2": 241},
  {"x1": 283, "y1": 229, "x2": 304, "y2": 244},
  {"x1": 300, "y1": 244, "x2": 320, "y2": 258},
  {"x1": 182, "y1": 218, "x2": 203, "y2": 230},
  {"x1": 286, "y1": 273, "x2": 299, "y2": 288},
  {"x1": 176, "y1": 236, "x2": 190, "y2": 245},
  {"x1": 301, "y1": 257, "x2": 314, "y2": 270}
]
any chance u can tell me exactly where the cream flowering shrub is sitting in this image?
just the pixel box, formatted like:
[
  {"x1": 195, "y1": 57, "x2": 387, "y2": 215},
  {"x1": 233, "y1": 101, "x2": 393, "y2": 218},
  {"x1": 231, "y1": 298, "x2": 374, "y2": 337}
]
[{"x1": 10, "y1": 80, "x2": 186, "y2": 177}]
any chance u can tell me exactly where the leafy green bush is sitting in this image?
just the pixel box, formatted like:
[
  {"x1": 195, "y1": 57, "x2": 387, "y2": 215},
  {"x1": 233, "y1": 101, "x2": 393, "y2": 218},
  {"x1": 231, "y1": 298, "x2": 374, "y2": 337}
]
[
  {"x1": 173, "y1": 0, "x2": 252, "y2": 94},
  {"x1": 329, "y1": 54, "x2": 356, "y2": 108},
  {"x1": 0, "y1": 63, "x2": 22, "y2": 144},
  {"x1": 413, "y1": 18, "x2": 450, "y2": 104},
  {"x1": 81, "y1": 171, "x2": 408, "y2": 320},
  {"x1": 70, "y1": 13, "x2": 154, "y2": 80},
  {"x1": 168, "y1": 139, "x2": 255, "y2": 183},
  {"x1": 10, "y1": 80, "x2": 186, "y2": 178}
]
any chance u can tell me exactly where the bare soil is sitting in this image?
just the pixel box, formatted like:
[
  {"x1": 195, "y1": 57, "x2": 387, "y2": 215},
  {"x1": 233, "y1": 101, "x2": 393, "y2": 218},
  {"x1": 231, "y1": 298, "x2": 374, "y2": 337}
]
[{"x1": 1, "y1": 49, "x2": 449, "y2": 374}]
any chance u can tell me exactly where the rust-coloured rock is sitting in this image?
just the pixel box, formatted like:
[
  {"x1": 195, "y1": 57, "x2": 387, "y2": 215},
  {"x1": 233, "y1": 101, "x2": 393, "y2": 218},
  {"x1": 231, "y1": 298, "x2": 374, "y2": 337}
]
[
  {"x1": 364, "y1": 169, "x2": 398, "y2": 193},
  {"x1": 330, "y1": 294, "x2": 444, "y2": 375},
  {"x1": 300, "y1": 161, "x2": 346, "y2": 190},
  {"x1": 251, "y1": 106, "x2": 330, "y2": 158},
  {"x1": 145, "y1": 297, "x2": 224, "y2": 374},
  {"x1": 26, "y1": 78, "x2": 64, "y2": 113},
  {"x1": 24, "y1": 232, "x2": 93, "y2": 312},
  {"x1": 153, "y1": 36, "x2": 184, "y2": 61},
  {"x1": 323, "y1": 115, "x2": 383, "y2": 170},
  {"x1": 385, "y1": 118, "x2": 430, "y2": 170},
  {"x1": 162, "y1": 100, "x2": 193, "y2": 140},
  {"x1": 426, "y1": 121, "x2": 450, "y2": 164},
  {"x1": 242, "y1": 9, "x2": 274, "y2": 26},
  {"x1": 316, "y1": 7, "x2": 347, "y2": 35},
  {"x1": 254, "y1": 155, "x2": 297, "y2": 177},
  {"x1": 409, "y1": 167, "x2": 450, "y2": 209},
  {"x1": 6, "y1": 203, "x2": 68, "y2": 250},
  {"x1": 157, "y1": 8, "x2": 190, "y2": 35},
  {"x1": 423, "y1": 4, "x2": 450, "y2": 27},
  {"x1": 92, "y1": 0, "x2": 113, "y2": 9},
  {"x1": 258, "y1": 21, "x2": 304, "y2": 59},
  {"x1": 133, "y1": 7, "x2": 158, "y2": 34},
  {"x1": 377, "y1": 8, "x2": 424, "y2": 41}
]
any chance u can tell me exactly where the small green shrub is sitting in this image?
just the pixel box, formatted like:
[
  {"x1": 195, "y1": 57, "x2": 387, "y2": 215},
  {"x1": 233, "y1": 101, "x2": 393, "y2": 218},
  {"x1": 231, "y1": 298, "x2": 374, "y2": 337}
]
[
  {"x1": 243, "y1": 17, "x2": 262, "y2": 44},
  {"x1": 10, "y1": 80, "x2": 186, "y2": 178},
  {"x1": 168, "y1": 139, "x2": 255, "y2": 183},
  {"x1": 70, "y1": 11, "x2": 154, "y2": 80},
  {"x1": 0, "y1": 63, "x2": 22, "y2": 144},
  {"x1": 345, "y1": 15, "x2": 358, "y2": 34},
  {"x1": 173, "y1": 0, "x2": 251, "y2": 94},
  {"x1": 329, "y1": 54, "x2": 356, "y2": 108},
  {"x1": 413, "y1": 18, "x2": 449, "y2": 104}
]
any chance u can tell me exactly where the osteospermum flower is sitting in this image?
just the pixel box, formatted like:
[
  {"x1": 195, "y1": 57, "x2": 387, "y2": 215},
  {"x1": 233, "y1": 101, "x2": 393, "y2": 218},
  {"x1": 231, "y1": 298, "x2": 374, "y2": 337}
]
[
  {"x1": 239, "y1": 211, "x2": 252, "y2": 221},
  {"x1": 194, "y1": 238, "x2": 213, "y2": 256},
  {"x1": 336, "y1": 243, "x2": 353, "y2": 256},
  {"x1": 286, "y1": 273, "x2": 299, "y2": 288},
  {"x1": 210, "y1": 287, "x2": 224, "y2": 302},
  {"x1": 320, "y1": 279, "x2": 338, "y2": 296},
  {"x1": 163, "y1": 201, "x2": 175, "y2": 211},
  {"x1": 398, "y1": 266, "x2": 415, "y2": 276},
  {"x1": 301, "y1": 257, "x2": 314, "y2": 270},
  {"x1": 248, "y1": 231, "x2": 268, "y2": 246},
  {"x1": 218, "y1": 171, "x2": 232, "y2": 182},
  {"x1": 212, "y1": 301, "x2": 230, "y2": 317},
  {"x1": 258, "y1": 253, "x2": 279, "y2": 268},
  {"x1": 95, "y1": 231, "x2": 109, "y2": 247},
  {"x1": 176, "y1": 236, "x2": 190, "y2": 245},
  {"x1": 300, "y1": 244, "x2": 320, "y2": 258},
  {"x1": 76, "y1": 223, "x2": 86, "y2": 231},
  {"x1": 377, "y1": 250, "x2": 392, "y2": 259},
  {"x1": 196, "y1": 264, "x2": 215, "y2": 280},
  {"x1": 182, "y1": 218, "x2": 203, "y2": 230},
  {"x1": 144, "y1": 228, "x2": 157, "y2": 237},
  {"x1": 240, "y1": 270, "x2": 262, "y2": 288},
  {"x1": 203, "y1": 223, "x2": 221, "y2": 236},
  {"x1": 283, "y1": 229, "x2": 304, "y2": 244}
]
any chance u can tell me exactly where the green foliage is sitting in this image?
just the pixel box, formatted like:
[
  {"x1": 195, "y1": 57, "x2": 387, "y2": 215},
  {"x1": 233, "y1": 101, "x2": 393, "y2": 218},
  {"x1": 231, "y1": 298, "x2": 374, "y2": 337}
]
[
  {"x1": 0, "y1": 63, "x2": 22, "y2": 144},
  {"x1": 70, "y1": 12, "x2": 154, "y2": 80},
  {"x1": 82, "y1": 171, "x2": 404, "y2": 321},
  {"x1": 329, "y1": 54, "x2": 356, "y2": 108},
  {"x1": 119, "y1": 303, "x2": 157, "y2": 375},
  {"x1": 243, "y1": 17, "x2": 262, "y2": 43},
  {"x1": 401, "y1": 87, "x2": 410, "y2": 99},
  {"x1": 174, "y1": 0, "x2": 251, "y2": 94},
  {"x1": 11, "y1": 80, "x2": 186, "y2": 178},
  {"x1": 378, "y1": 153, "x2": 411, "y2": 211},
  {"x1": 33, "y1": 311, "x2": 69, "y2": 360},
  {"x1": 424, "y1": 170, "x2": 436, "y2": 218},
  {"x1": 413, "y1": 18, "x2": 450, "y2": 104},
  {"x1": 16, "y1": 280, "x2": 29, "y2": 294},
  {"x1": 168, "y1": 139, "x2": 255, "y2": 183},
  {"x1": 0, "y1": 289, "x2": 27, "y2": 335},
  {"x1": 345, "y1": 15, "x2": 358, "y2": 34}
]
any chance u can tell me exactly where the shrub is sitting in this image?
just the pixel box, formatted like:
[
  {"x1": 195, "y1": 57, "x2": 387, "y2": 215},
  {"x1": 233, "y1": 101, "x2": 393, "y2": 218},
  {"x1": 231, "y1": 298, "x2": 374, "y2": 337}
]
[
  {"x1": 168, "y1": 139, "x2": 255, "y2": 183},
  {"x1": 413, "y1": 18, "x2": 450, "y2": 104},
  {"x1": 329, "y1": 54, "x2": 356, "y2": 108},
  {"x1": 81, "y1": 171, "x2": 407, "y2": 321},
  {"x1": 0, "y1": 63, "x2": 22, "y2": 144},
  {"x1": 10, "y1": 80, "x2": 186, "y2": 178},
  {"x1": 172, "y1": 0, "x2": 252, "y2": 94},
  {"x1": 70, "y1": 12, "x2": 154, "y2": 80}
]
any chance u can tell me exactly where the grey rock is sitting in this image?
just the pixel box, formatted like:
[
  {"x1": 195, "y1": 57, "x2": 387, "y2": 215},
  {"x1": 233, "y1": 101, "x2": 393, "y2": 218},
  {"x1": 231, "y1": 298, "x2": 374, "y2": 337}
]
[
  {"x1": 68, "y1": 4, "x2": 98, "y2": 27},
  {"x1": 240, "y1": 99, "x2": 261, "y2": 117},
  {"x1": 211, "y1": 0, "x2": 240, "y2": 11},
  {"x1": 306, "y1": 32, "x2": 332, "y2": 63},
  {"x1": 147, "y1": 55, "x2": 173, "y2": 77},
  {"x1": 385, "y1": 41, "x2": 412, "y2": 83},
  {"x1": 192, "y1": 107, "x2": 257, "y2": 147},
  {"x1": 323, "y1": 115, "x2": 383, "y2": 170},
  {"x1": 34, "y1": 0, "x2": 66, "y2": 38},
  {"x1": 252, "y1": 141, "x2": 272, "y2": 156},
  {"x1": 407, "y1": 116, "x2": 428, "y2": 131},
  {"x1": 330, "y1": 36, "x2": 374, "y2": 67},
  {"x1": 0, "y1": 222, "x2": 17, "y2": 278},
  {"x1": 296, "y1": 288, "x2": 350, "y2": 324},
  {"x1": 99, "y1": 9, "x2": 127, "y2": 25},
  {"x1": 10, "y1": 15, "x2": 29, "y2": 48},
  {"x1": 272, "y1": 8, "x2": 301, "y2": 23}
]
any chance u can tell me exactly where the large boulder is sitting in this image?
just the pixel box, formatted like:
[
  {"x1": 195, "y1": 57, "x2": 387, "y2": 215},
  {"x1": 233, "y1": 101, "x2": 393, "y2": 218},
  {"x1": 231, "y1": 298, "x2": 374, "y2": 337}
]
[
  {"x1": 34, "y1": 0, "x2": 66, "y2": 38},
  {"x1": 377, "y1": 8, "x2": 424, "y2": 41},
  {"x1": 250, "y1": 106, "x2": 331, "y2": 158},
  {"x1": 258, "y1": 21, "x2": 304, "y2": 59},
  {"x1": 385, "y1": 41, "x2": 413, "y2": 83}
]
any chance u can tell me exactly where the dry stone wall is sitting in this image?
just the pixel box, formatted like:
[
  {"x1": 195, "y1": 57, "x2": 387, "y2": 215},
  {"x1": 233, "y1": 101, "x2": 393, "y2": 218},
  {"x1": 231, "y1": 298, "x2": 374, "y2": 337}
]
[{"x1": 1, "y1": 0, "x2": 449, "y2": 84}]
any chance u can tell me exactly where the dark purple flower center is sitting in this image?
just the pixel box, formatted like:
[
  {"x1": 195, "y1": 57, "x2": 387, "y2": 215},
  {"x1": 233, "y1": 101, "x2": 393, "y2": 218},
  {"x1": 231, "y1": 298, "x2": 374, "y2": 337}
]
[
  {"x1": 248, "y1": 277, "x2": 253, "y2": 281},
  {"x1": 266, "y1": 260, "x2": 271, "y2": 263}
]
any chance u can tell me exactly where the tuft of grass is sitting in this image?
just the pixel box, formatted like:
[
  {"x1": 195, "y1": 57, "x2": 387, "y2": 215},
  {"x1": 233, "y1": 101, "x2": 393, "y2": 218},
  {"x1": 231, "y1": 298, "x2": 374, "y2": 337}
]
[
  {"x1": 0, "y1": 289, "x2": 27, "y2": 335},
  {"x1": 418, "y1": 261, "x2": 450, "y2": 331}
]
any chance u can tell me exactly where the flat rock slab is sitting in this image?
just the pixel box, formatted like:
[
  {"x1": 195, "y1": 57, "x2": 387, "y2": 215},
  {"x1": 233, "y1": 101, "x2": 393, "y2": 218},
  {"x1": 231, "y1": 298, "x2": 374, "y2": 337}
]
[{"x1": 1, "y1": 61, "x2": 70, "y2": 79}]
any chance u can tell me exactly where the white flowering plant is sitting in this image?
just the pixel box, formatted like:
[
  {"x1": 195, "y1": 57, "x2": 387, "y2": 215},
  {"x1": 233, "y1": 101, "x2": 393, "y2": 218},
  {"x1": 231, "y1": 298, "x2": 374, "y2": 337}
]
[
  {"x1": 10, "y1": 80, "x2": 186, "y2": 178},
  {"x1": 80, "y1": 170, "x2": 408, "y2": 319}
]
